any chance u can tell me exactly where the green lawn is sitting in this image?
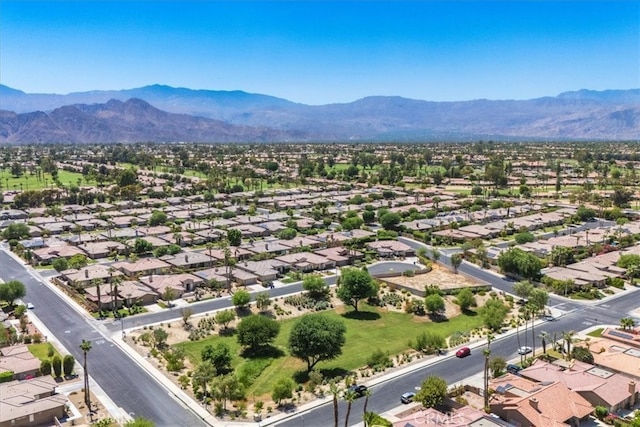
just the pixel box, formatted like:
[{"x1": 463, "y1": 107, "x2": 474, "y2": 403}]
[
  {"x1": 28, "y1": 342, "x2": 61, "y2": 362},
  {"x1": 180, "y1": 305, "x2": 483, "y2": 397},
  {"x1": 587, "y1": 328, "x2": 604, "y2": 337},
  {"x1": 0, "y1": 169, "x2": 97, "y2": 192}
]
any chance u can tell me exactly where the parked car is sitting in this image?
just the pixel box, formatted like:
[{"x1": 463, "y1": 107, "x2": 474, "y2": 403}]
[
  {"x1": 517, "y1": 346, "x2": 533, "y2": 355},
  {"x1": 542, "y1": 314, "x2": 556, "y2": 321},
  {"x1": 347, "y1": 384, "x2": 368, "y2": 397},
  {"x1": 506, "y1": 364, "x2": 522, "y2": 375},
  {"x1": 26, "y1": 302, "x2": 34, "y2": 309},
  {"x1": 401, "y1": 392, "x2": 416, "y2": 404},
  {"x1": 456, "y1": 347, "x2": 471, "y2": 358}
]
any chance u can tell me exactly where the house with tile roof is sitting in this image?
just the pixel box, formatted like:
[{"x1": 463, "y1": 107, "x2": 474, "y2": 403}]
[
  {"x1": 521, "y1": 359, "x2": 639, "y2": 412},
  {"x1": 489, "y1": 373, "x2": 593, "y2": 427}
]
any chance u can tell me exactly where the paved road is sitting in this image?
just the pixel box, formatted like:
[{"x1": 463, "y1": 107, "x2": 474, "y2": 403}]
[{"x1": 0, "y1": 251, "x2": 206, "y2": 427}]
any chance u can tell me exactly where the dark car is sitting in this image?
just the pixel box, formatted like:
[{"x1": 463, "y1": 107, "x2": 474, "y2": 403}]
[
  {"x1": 456, "y1": 347, "x2": 471, "y2": 358},
  {"x1": 348, "y1": 384, "x2": 368, "y2": 397},
  {"x1": 506, "y1": 364, "x2": 522, "y2": 375}
]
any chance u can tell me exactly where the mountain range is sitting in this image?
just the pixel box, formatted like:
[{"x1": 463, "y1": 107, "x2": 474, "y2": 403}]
[{"x1": 1, "y1": 84, "x2": 638, "y2": 143}]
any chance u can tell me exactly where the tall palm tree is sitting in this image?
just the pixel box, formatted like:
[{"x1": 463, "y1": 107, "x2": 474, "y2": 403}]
[
  {"x1": 91, "y1": 278, "x2": 103, "y2": 315},
  {"x1": 483, "y1": 333, "x2": 494, "y2": 409},
  {"x1": 80, "y1": 339, "x2": 92, "y2": 409},
  {"x1": 329, "y1": 381, "x2": 340, "y2": 427},
  {"x1": 362, "y1": 389, "x2": 372, "y2": 427},
  {"x1": 343, "y1": 389, "x2": 357, "y2": 427},
  {"x1": 539, "y1": 331, "x2": 549, "y2": 354}
]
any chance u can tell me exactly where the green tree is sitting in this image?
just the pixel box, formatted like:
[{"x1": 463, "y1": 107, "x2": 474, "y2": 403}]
[
  {"x1": 52, "y1": 257, "x2": 69, "y2": 272},
  {"x1": 379, "y1": 212, "x2": 401, "y2": 231},
  {"x1": 201, "y1": 343, "x2": 232, "y2": 375},
  {"x1": 302, "y1": 274, "x2": 329, "y2": 299},
  {"x1": 63, "y1": 354, "x2": 75, "y2": 377},
  {"x1": 232, "y1": 289, "x2": 251, "y2": 309},
  {"x1": 571, "y1": 346, "x2": 594, "y2": 364},
  {"x1": 513, "y1": 281, "x2": 534, "y2": 301},
  {"x1": 162, "y1": 287, "x2": 176, "y2": 307},
  {"x1": 450, "y1": 253, "x2": 463, "y2": 273},
  {"x1": 515, "y1": 232, "x2": 535, "y2": 244},
  {"x1": 288, "y1": 313, "x2": 347, "y2": 372},
  {"x1": 336, "y1": 267, "x2": 377, "y2": 312},
  {"x1": 0, "y1": 280, "x2": 26, "y2": 305},
  {"x1": 415, "y1": 376, "x2": 448, "y2": 409},
  {"x1": 192, "y1": 360, "x2": 217, "y2": 397},
  {"x1": 549, "y1": 246, "x2": 575, "y2": 267},
  {"x1": 148, "y1": 210, "x2": 168, "y2": 226},
  {"x1": 254, "y1": 292, "x2": 271, "y2": 312},
  {"x1": 489, "y1": 356, "x2": 507, "y2": 378},
  {"x1": 2, "y1": 223, "x2": 30, "y2": 240},
  {"x1": 152, "y1": 328, "x2": 169, "y2": 348},
  {"x1": 40, "y1": 359, "x2": 52, "y2": 376},
  {"x1": 455, "y1": 288, "x2": 475, "y2": 312},
  {"x1": 278, "y1": 227, "x2": 297, "y2": 240},
  {"x1": 271, "y1": 378, "x2": 294, "y2": 405},
  {"x1": 52, "y1": 354, "x2": 62, "y2": 377},
  {"x1": 226, "y1": 229, "x2": 242, "y2": 246},
  {"x1": 133, "y1": 238, "x2": 153, "y2": 254},
  {"x1": 117, "y1": 168, "x2": 138, "y2": 187},
  {"x1": 497, "y1": 247, "x2": 543, "y2": 280},
  {"x1": 68, "y1": 254, "x2": 88, "y2": 270},
  {"x1": 424, "y1": 294, "x2": 445, "y2": 316},
  {"x1": 211, "y1": 374, "x2": 245, "y2": 411},
  {"x1": 479, "y1": 298, "x2": 509, "y2": 331},
  {"x1": 236, "y1": 314, "x2": 280, "y2": 354},
  {"x1": 215, "y1": 310, "x2": 236, "y2": 330}
]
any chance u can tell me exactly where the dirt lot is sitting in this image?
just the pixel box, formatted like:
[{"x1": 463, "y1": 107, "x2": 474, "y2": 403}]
[{"x1": 381, "y1": 263, "x2": 486, "y2": 292}]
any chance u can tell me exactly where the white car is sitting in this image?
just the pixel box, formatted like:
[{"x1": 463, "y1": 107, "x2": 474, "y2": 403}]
[
  {"x1": 26, "y1": 302, "x2": 35, "y2": 309},
  {"x1": 517, "y1": 346, "x2": 532, "y2": 355}
]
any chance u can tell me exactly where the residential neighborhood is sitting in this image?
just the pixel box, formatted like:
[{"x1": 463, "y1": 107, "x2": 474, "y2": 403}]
[{"x1": 0, "y1": 141, "x2": 639, "y2": 427}]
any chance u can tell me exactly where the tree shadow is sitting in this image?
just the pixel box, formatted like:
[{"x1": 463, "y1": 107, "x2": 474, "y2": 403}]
[
  {"x1": 342, "y1": 310, "x2": 381, "y2": 321},
  {"x1": 240, "y1": 344, "x2": 284, "y2": 359},
  {"x1": 318, "y1": 366, "x2": 352, "y2": 380},
  {"x1": 219, "y1": 327, "x2": 236, "y2": 337},
  {"x1": 461, "y1": 309, "x2": 478, "y2": 317},
  {"x1": 428, "y1": 314, "x2": 449, "y2": 323}
]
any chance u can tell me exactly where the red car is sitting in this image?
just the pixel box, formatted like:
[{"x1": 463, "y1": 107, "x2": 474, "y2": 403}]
[{"x1": 456, "y1": 347, "x2": 471, "y2": 358}]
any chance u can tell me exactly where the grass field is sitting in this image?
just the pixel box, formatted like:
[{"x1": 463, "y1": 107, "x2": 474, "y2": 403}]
[
  {"x1": 28, "y1": 342, "x2": 61, "y2": 362},
  {"x1": 0, "y1": 169, "x2": 93, "y2": 192},
  {"x1": 180, "y1": 305, "x2": 483, "y2": 397}
]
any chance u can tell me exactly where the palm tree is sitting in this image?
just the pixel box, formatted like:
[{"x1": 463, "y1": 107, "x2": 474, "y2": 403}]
[
  {"x1": 343, "y1": 389, "x2": 357, "y2": 427},
  {"x1": 91, "y1": 278, "x2": 103, "y2": 315},
  {"x1": 362, "y1": 389, "x2": 372, "y2": 427},
  {"x1": 563, "y1": 331, "x2": 575, "y2": 360},
  {"x1": 539, "y1": 331, "x2": 549, "y2": 354},
  {"x1": 620, "y1": 317, "x2": 636, "y2": 331},
  {"x1": 329, "y1": 381, "x2": 340, "y2": 427},
  {"x1": 483, "y1": 334, "x2": 493, "y2": 409},
  {"x1": 80, "y1": 339, "x2": 92, "y2": 409}
]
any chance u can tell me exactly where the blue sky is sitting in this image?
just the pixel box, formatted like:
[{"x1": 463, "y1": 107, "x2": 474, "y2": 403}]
[{"x1": 1, "y1": 1, "x2": 638, "y2": 105}]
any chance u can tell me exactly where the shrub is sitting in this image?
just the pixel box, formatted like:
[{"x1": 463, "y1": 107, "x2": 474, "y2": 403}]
[
  {"x1": 367, "y1": 349, "x2": 393, "y2": 370},
  {"x1": 595, "y1": 406, "x2": 608, "y2": 420}
]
